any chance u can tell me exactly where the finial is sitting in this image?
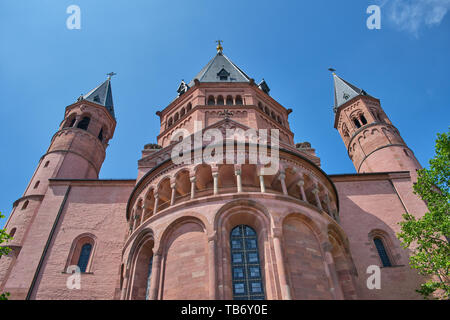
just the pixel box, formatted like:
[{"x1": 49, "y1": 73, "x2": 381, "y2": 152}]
[
  {"x1": 216, "y1": 40, "x2": 223, "y2": 53},
  {"x1": 106, "y1": 72, "x2": 117, "y2": 80},
  {"x1": 328, "y1": 68, "x2": 336, "y2": 75}
]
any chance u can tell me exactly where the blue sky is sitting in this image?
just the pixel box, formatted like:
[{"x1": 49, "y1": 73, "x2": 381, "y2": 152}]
[{"x1": 1, "y1": 0, "x2": 449, "y2": 227}]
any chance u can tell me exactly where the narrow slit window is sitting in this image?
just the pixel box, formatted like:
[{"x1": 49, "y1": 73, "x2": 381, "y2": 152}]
[
  {"x1": 77, "y1": 243, "x2": 93, "y2": 272},
  {"x1": 373, "y1": 237, "x2": 392, "y2": 267}
]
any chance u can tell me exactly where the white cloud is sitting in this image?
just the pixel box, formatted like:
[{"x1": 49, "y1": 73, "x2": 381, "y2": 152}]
[{"x1": 382, "y1": 0, "x2": 450, "y2": 36}]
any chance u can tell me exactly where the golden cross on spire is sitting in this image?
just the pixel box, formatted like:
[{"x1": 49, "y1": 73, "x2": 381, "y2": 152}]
[{"x1": 216, "y1": 40, "x2": 223, "y2": 53}]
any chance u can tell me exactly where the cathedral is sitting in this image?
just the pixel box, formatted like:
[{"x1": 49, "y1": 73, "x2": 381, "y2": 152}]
[{"x1": 0, "y1": 44, "x2": 428, "y2": 300}]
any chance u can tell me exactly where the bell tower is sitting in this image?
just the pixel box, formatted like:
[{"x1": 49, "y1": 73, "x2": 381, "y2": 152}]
[
  {"x1": 332, "y1": 73, "x2": 421, "y2": 176},
  {"x1": 0, "y1": 77, "x2": 117, "y2": 297}
]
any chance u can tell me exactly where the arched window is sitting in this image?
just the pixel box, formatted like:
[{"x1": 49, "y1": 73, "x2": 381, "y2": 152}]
[
  {"x1": 230, "y1": 225, "x2": 265, "y2": 300},
  {"x1": 167, "y1": 117, "x2": 173, "y2": 127},
  {"x1": 180, "y1": 108, "x2": 186, "y2": 117},
  {"x1": 34, "y1": 181, "x2": 40, "y2": 189},
  {"x1": 67, "y1": 234, "x2": 96, "y2": 273},
  {"x1": 98, "y1": 128, "x2": 104, "y2": 142},
  {"x1": 373, "y1": 237, "x2": 392, "y2": 267},
  {"x1": 360, "y1": 115, "x2": 367, "y2": 125},
  {"x1": 9, "y1": 228, "x2": 16, "y2": 238},
  {"x1": 44, "y1": 161, "x2": 50, "y2": 168},
  {"x1": 264, "y1": 107, "x2": 270, "y2": 115},
  {"x1": 207, "y1": 96, "x2": 215, "y2": 105},
  {"x1": 353, "y1": 118, "x2": 361, "y2": 128},
  {"x1": 217, "y1": 95, "x2": 224, "y2": 105},
  {"x1": 277, "y1": 116, "x2": 282, "y2": 125},
  {"x1": 226, "y1": 96, "x2": 233, "y2": 105},
  {"x1": 77, "y1": 117, "x2": 90, "y2": 130},
  {"x1": 77, "y1": 243, "x2": 93, "y2": 272},
  {"x1": 186, "y1": 103, "x2": 192, "y2": 112},
  {"x1": 68, "y1": 118, "x2": 76, "y2": 128},
  {"x1": 174, "y1": 113, "x2": 179, "y2": 122},
  {"x1": 235, "y1": 96, "x2": 243, "y2": 105}
]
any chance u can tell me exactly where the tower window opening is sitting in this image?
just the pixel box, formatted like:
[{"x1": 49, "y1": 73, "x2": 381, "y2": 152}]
[
  {"x1": 44, "y1": 161, "x2": 50, "y2": 168},
  {"x1": 373, "y1": 237, "x2": 392, "y2": 267},
  {"x1": 353, "y1": 118, "x2": 361, "y2": 128},
  {"x1": 235, "y1": 96, "x2": 243, "y2": 105},
  {"x1": 168, "y1": 118, "x2": 173, "y2": 127},
  {"x1": 77, "y1": 117, "x2": 90, "y2": 131},
  {"x1": 360, "y1": 115, "x2": 367, "y2": 125},
  {"x1": 403, "y1": 149, "x2": 409, "y2": 157},
  {"x1": 217, "y1": 96, "x2": 224, "y2": 105},
  {"x1": 180, "y1": 108, "x2": 186, "y2": 117},
  {"x1": 174, "y1": 113, "x2": 179, "y2": 122},
  {"x1": 208, "y1": 96, "x2": 215, "y2": 105},
  {"x1": 264, "y1": 107, "x2": 270, "y2": 115},
  {"x1": 69, "y1": 118, "x2": 76, "y2": 127},
  {"x1": 186, "y1": 103, "x2": 192, "y2": 112},
  {"x1": 34, "y1": 181, "x2": 40, "y2": 189},
  {"x1": 22, "y1": 200, "x2": 29, "y2": 210},
  {"x1": 9, "y1": 228, "x2": 16, "y2": 238},
  {"x1": 226, "y1": 96, "x2": 233, "y2": 105},
  {"x1": 98, "y1": 128, "x2": 104, "y2": 142},
  {"x1": 230, "y1": 225, "x2": 265, "y2": 300},
  {"x1": 270, "y1": 111, "x2": 276, "y2": 120}
]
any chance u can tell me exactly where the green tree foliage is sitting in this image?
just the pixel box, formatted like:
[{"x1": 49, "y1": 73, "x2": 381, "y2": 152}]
[
  {"x1": 397, "y1": 129, "x2": 450, "y2": 299},
  {"x1": 0, "y1": 212, "x2": 12, "y2": 300}
]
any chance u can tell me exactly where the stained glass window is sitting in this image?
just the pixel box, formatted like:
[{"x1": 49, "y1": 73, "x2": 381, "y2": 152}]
[
  {"x1": 230, "y1": 225, "x2": 265, "y2": 300},
  {"x1": 374, "y1": 237, "x2": 392, "y2": 267},
  {"x1": 77, "y1": 243, "x2": 92, "y2": 272}
]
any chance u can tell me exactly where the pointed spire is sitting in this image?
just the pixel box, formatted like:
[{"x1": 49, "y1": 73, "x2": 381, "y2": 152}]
[
  {"x1": 332, "y1": 73, "x2": 370, "y2": 111},
  {"x1": 82, "y1": 77, "x2": 115, "y2": 118}
]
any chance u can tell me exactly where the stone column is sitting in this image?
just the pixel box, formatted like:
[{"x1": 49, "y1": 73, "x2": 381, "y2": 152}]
[
  {"x1": 72, "y1": 115, "x2": 81, "y2": 128},
  {"x1": 272, "y1": 228, "x2": 291, "y2": 300},
  {"x1": 324, "y1": 193, "x2": 332, "y2": 215},
  {"x1": 259, "y1": 174, "x2": 266, "y2": 193},
  {"x1": 170, "y1": 181, "x2": 176, "y2": 206},
  {"x1": 208, "y1": 233, "x2": 217, "y2": 299},
  {"x1": 132, "y1": 214, "x2": 138, "y2": 232},
  {"x1": 190, "y1": 176, "x2": 196, "y2": 199},
  {"x1": 140, "y1": 205, "x2": 145, "y2": 225},
  {"x1": 322, "y1": 242, "x2": 344, "y2": 300},
  {"x1": 148, "y1": 253, "x2": 162, "y2": 300},
  {"x1": 235, "y1": 168, "x2": 242, "y2": 193},
  {"x1": 120, "y1": 271, "x2": 129, "y2": 300},
  {"x1": 312, "y1": 186, "x2": 322, "y2": 210},
  {"x1": 153, "y1": 193, "x2": 159, "y2": 214},
  {"x1": 212, "y1": 172, "x2": 219, "y2": 195},
  {"x1": 278, "y1": 172, "x2": 288, "y2": 195},
  {"x1": 297, "y1": 179, "x2": 307, "y2": 202}
]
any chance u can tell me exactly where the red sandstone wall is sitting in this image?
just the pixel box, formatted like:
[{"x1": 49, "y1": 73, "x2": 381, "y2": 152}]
[
  {"x1": 161, "y1": 222, "x2": 209, "y2": 300},
  {"x1": 2, "y1": 181, "x2": 133, "y2": 300},
  {"x1": 283, "y1": 217, "x2": 333, "y2": 299},
  {"x1": 332, "y1": 174, "x2": 426, "y2": 299}
]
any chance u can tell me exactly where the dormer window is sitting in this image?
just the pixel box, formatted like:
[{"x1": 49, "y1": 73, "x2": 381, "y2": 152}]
[{"x1": 217, "y1": 68, "x2": 230, "y2": 81}]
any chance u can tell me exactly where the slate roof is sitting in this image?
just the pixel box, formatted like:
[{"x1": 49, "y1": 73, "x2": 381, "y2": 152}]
[
  {"x1": 333, "y1": 74, "x2": 371, "y2": 111},
  {"x1": 187, "y1": 52, "x2": 251, "y2": 87},
  {"x1": 82, "y1": 79, "x2": 115, "y2": 117}
]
